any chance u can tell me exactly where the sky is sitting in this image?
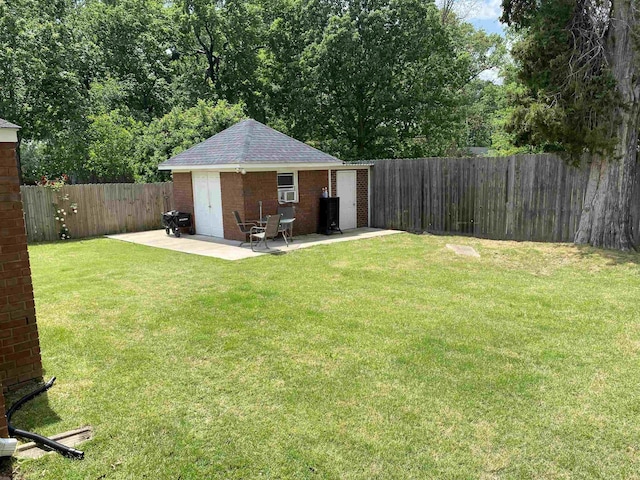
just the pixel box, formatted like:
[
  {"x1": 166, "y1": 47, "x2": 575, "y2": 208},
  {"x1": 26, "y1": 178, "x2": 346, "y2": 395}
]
[
  {"x1": 464, "y1": 0, "x2": 506, "y2": 83},
  {"x1": 465, "y1": 0, "x2": 505, "y2": 36}
]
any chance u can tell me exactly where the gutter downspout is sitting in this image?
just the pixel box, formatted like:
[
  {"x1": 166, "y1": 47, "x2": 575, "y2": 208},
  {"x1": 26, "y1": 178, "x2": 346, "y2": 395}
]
[{"x1": 0, "y1": 438, "x2": 17, "y2": 457}]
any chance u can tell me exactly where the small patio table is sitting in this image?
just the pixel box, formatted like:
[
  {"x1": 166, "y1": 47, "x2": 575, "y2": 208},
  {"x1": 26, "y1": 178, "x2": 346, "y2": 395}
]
[
  {"x1": 251, "y1": 216, "x2": 296, "y2": 245},
  {"x1": 279, "y1": 218, "x2": 295, "y2": 245}
]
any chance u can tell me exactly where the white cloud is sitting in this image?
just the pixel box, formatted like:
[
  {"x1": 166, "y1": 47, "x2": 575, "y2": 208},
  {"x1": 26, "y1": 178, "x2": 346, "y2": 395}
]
[
  {"x1": 438, "y1": 0, "x2": 506, "y2": 36},
  {"x1": 478, "y1": 68, "x2": 503, "y2": 85},
  {"x1": 466, "y1": 0, "x2": 502, "y2": 21}
]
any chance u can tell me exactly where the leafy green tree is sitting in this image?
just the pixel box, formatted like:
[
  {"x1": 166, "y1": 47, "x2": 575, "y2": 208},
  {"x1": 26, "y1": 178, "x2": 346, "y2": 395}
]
[
  {"x1": 306, "y1": 0, "x2": 453, "y2": 159},
  {"x1": 0, "y1": 0, "x2": 177, "y2": 180},
  {"x1": 1, "y1": 0, "x2": 509, "y2": 182},
  {"x1": 461, "y1": 80, "x2": 504, "y2": 149},
  {"x1": 489, "y1": 82, "x2": 539, "y2": 156},
  {"x1": 0, "y1": 0, "x2": 93, "y2": 176},
  {"x1": 263, "y1": 0, "x2": 504, "y2": 160},
  {"x1": 77, "y1": 0, "x2": 176, "y2": 121},
  {"x1": 19, "y1": 140, "x2": 51, "y2": 184},
  {"x1": 502, "y1": 0, "x2": 639, "y2": 250},
  {"x1": 452, "y1": 21, "x2": 507, "y2": 148},
  {"x1": 173, "y1": 0, "x2": 267, "y2": 118},
  {"x1": 132, "y1": 100, "x2": 245, "y2": 182},
  {"x1": 86, "y1": 110, "x2": 141, "y2": 182}
]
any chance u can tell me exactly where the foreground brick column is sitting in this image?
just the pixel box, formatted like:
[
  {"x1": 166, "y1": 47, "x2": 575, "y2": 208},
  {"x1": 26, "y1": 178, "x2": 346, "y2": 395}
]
[
  {"x1": 0, "y1": 383, "x2": 7, "y2": 438},
  {"x1": 0, "y1": 121, "x2": 42, "y2": 425}
]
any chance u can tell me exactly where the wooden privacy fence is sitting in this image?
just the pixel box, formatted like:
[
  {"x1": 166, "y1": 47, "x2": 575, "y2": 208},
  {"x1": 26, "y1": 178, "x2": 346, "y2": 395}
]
[
  {"x1": 21, "y1": 183, "x2": 174, "y2": 243},
  {"x1": 371, "y1": 154, "x2": 598, "y2": 242}
]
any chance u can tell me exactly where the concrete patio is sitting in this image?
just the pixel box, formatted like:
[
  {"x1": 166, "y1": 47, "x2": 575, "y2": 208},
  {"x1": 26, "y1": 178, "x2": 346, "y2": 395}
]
[{"x1": 106, "y1": 228, "x2": 401, "y2": 261}]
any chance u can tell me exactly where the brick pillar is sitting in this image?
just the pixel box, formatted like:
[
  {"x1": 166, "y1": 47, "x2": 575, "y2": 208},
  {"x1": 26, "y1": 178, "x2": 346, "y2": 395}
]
[
  {"x1": 330, "y1": 171, "x2": 337, "y2": 198},
  {"x1": 220, "y1": 172, "x2": 246, "y2": 241},
  {"x1": 356, "y1": 169, "x2": 369, "y2": 227},
  {"x1": 0, "y1": 122, "x2": 43, "y2": 408},
  {"x1": 0, "y1": 384, "x2": 7, "y2": 438},
  {"x1": 172, "y1": 172, "x2": 194, "y2": 216}
]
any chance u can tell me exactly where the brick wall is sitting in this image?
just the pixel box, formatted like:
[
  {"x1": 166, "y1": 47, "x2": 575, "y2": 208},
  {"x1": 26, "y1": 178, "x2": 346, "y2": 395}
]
[
  {"x1": 356, "y1": 169, "x2": 369, "y2": 228},
  {"x1": 173, "y1": 172, "x2": 194, "y2": 215},
  {"x1": 330, "y1": 171, "x2": 336, "y2": 198},
  {"x1": 216, "y1": 170, "x2": 329, "y2": 239},
  {"x1": 172, "y1": 172, "x2": 195, "y2": 231},
  {"x1": 0, "y1": 382, "x2": 6, "y2": 438},
  {"x1": 220, "y1": 173, "x2": 246, "y2": 241},
  {"x1": 296, "y1": 171, "x2": 327, "y2": 235},
  {"x1": 242, "y1": 172, "x2": 279, "y2": 225},
  {"x1": 0, "y1": 140, "x2": 43, "y2": 437}
]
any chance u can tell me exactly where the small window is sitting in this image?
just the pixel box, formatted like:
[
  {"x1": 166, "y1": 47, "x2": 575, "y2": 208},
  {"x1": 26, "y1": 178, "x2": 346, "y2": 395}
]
[
  {"x1": 277, "y1": 171, "x2": 298, "y2": 203},
  {"x1": 277, "y1": 173, "x2": 295, "y2": 189}
]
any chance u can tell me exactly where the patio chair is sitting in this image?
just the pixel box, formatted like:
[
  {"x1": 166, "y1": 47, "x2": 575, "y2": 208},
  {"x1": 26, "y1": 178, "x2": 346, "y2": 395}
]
[
  {"x1": 233, "y1": 211, "x2": 257, "y2": 246},
  {"x1": 277, "y1": 206, "x2": 296, "y2": 245},
  {"x1": 250, "y1": 214, "x2": 281, "y2": 251},
  {"x1": 277, "y1": 206, "x2": 295, "y2": 220}
]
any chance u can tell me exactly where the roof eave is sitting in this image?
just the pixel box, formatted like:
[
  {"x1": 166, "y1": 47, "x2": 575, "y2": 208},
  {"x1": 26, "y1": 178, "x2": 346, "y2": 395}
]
[{"x1": 158, "y1": 161, "x2": 359, "y2": 172}]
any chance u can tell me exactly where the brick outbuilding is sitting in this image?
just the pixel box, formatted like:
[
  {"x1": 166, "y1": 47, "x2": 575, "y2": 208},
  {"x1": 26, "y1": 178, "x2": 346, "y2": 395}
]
[{"x1": 159, "y1": 119, "x2": 370, "y2": 241}]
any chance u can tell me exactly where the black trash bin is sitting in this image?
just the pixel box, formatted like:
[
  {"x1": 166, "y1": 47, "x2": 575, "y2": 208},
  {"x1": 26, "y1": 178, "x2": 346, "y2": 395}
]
[{"x1": 161, "y1": 210, "x2": 194, "y2": 237}]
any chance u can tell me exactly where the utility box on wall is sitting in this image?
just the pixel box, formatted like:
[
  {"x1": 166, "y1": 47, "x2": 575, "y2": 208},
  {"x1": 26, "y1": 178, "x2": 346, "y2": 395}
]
[{"x1": 0, "y1": 119, "x2": 43, "y2": 438}]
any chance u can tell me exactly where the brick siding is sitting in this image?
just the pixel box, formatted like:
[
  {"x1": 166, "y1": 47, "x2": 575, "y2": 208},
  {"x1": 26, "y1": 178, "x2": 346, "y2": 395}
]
[
  {"x1": 172, "y1": 172, "x2": 194, "y2": 231},
  {"x1": 297, "y1": 170, "x2": 328, "y2": 235},
  {"x1": 229, "y1": 170, "x2": 327, "y2": 240},
  {"x1": 356, "y1": 169, "x2": 369, "y2": 228},
  {"x1": 220, "y1": 173, "x2": 246, "y2": 241},
  {"x1": 0, "y1": 141, "x2": 43, "y2": 436},
  {"x1": 330, "y1": 171, "x2": 337, "y2": 198},
  {"x1": 242, "y1": 172, "x2": 279, "y2": 226},
  {"x1": 0, "y1": 382, "x2": 6, "y2": 438}
]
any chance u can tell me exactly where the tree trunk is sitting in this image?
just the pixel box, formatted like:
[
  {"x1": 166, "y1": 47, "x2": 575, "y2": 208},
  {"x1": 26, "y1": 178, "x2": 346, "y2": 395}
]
[{"x1": 574, "y1": 0, "x2": 640, "y2": 250}]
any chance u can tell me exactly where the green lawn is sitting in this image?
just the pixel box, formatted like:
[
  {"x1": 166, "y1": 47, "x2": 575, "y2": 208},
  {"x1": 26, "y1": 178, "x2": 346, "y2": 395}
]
[{"x1": 6, "y1": 234, "x2": 640, "y2": 479}]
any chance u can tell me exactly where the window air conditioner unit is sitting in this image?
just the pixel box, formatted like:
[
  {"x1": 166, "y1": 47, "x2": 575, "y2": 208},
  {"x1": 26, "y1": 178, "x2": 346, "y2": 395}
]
[{"x1": 279, "y1": 189, "x2": 297, "y2": 203}]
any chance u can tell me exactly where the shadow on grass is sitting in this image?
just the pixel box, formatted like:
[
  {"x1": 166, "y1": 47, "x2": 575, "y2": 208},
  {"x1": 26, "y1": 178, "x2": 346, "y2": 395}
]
[
  {"x1": 574, "y1": 244, "x2": 640, "y2": 266},
  {"x1": 5, "y1": 376, "x2": 62, "y2": 433},
  {"x1": 0, "y1": 377, "x2": 62, "y2": 479}
]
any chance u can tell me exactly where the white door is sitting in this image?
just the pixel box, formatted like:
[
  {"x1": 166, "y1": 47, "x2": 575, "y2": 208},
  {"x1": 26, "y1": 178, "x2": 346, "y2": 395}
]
[
  {"x1": 337, "y1": 170, "x2": 357, "y2": 230},
  {"x1": 192, "y1": 172, "x2": 224, "y2": 237}
]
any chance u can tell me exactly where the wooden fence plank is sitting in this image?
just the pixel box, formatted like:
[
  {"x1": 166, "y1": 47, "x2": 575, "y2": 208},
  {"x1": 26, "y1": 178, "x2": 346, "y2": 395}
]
[
  {"x1": 369, "y1": 154, "x2": 615, "y2": 243},
  {"x1": 21, "y1": 182, "x2": 174, "y2": 243}
]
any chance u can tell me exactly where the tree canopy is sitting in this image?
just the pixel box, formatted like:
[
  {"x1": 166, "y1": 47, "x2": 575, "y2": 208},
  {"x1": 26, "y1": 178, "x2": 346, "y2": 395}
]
[{"x1": 0, "y1": 0, "x2": 504, "y2": 183}]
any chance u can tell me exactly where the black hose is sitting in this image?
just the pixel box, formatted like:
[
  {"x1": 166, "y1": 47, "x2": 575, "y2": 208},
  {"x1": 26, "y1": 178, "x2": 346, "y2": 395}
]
[
  {"x1": 6, "y1": 376, "x2": 56, "y2": 422},
  {"x1": 6, "y1": 376, "x2": 85, "y2": 460},
  {"x1": 9, "y1": 427, "x2": 84, "y2": 459}
]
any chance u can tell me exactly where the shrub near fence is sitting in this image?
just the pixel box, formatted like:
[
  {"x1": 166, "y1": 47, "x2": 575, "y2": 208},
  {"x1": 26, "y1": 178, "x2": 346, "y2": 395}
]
[
  {"x1": 21, "y1": 183, "x2": 174, "y2": 243},
  {"x1": 371, "y1": 154, "x2": 640, "y2": 244}
]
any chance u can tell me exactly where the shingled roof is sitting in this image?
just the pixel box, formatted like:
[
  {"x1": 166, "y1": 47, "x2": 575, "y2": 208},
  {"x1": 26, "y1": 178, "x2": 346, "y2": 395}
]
[
  {"x1": 159, "y1": 119, "x2": 342, "y2": 169},
  {"x1": 0, "y1": 118, "x2": 20, "y2": 129}
]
